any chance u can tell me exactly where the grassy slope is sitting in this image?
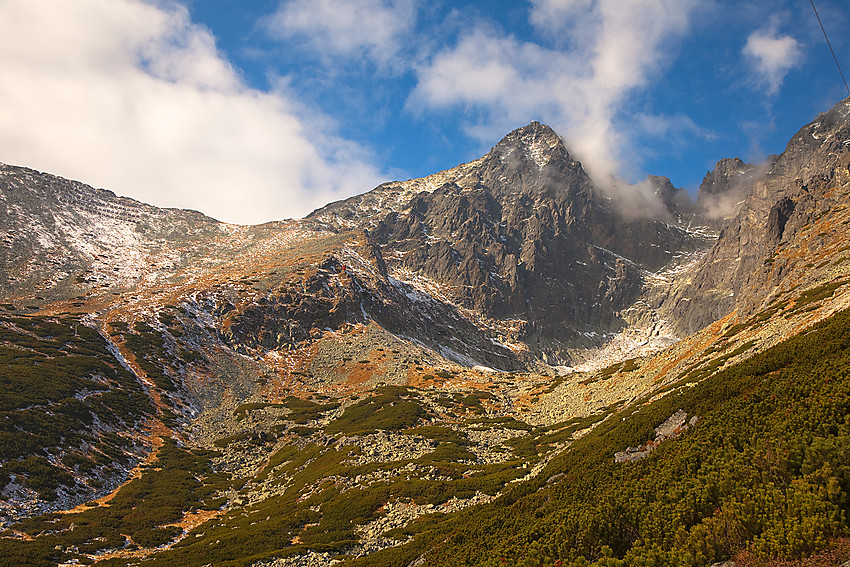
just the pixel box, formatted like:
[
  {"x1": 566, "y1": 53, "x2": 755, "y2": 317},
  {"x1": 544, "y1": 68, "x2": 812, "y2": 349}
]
[
  {"x1": 0, "y1": 440, "x2": 225, "y2": 567},
  {"x1": 353, "y1": 308, "x2": 850, "y2": 566},
  {"x1": 5, "y1": 307, "x2": 850, "y2": 566}
]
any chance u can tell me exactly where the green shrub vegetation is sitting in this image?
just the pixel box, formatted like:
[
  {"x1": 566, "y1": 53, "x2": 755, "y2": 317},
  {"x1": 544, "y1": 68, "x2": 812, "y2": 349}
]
[
  {"x1": 123, "y1": 322, "x2": 180, "y2": 392},
  {"x1": 786, "y1": 279, "x2": 847, "y2": 313},
  {"x1": 282, "y1": 396, "x2": 341, "y2": 423},
  {"x1": 212, "y1": 431, "x2": 253, "y2": 448},
  {"x1": 233, "y1": 397, "x2": 343, "y2": 423},
  {"x1": 325, "y1": 388, "x2": 425, "y2": 434},
  {"x1": 595, "y1": 357, "x2": 641, "y2": 380},
  {"x1": 355, "y1": 307, "x2": 850, "y2": 566},
  {"x1": 0, "y1": 315, "x2": 154, "y2": 499},
  {"x1": 9, "y1": 305, "x2": 850, "y2": 566},
  {"x1": 0, "y1": 440, "x2": 224, "y2": 567},
  {"x1": 504, "y1": 414, "x2": 608, "y2": 459},
  {"x1": 458, "y1": 391, "x2": 494, "y2": 414},
  {"x1": 404, "y1": 425, "x2": 470, "y2": 446},
  {"x1": 469, "y1": 416, "x2": 533, "y2": 431}
]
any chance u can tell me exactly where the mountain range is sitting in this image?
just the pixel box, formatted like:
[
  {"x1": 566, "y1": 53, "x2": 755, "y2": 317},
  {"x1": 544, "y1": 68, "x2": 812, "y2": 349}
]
[{"x1": 1, "y1": 96, "x2": 850, "y2": 567}]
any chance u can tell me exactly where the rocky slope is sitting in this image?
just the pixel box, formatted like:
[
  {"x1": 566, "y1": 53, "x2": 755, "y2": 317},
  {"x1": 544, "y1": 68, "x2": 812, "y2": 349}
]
[
  {"x1": 0, "y1": 163, "x2": 227, "y2": 302},
  {"x1": 0, "y1": 121, "x2": 713, "y2": 379}
]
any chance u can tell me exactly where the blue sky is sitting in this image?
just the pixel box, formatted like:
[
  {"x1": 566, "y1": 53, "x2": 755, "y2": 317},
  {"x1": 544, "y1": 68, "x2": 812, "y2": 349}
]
[{"x1": 0, "y1": 0, "x2": 848, "y2": 224}]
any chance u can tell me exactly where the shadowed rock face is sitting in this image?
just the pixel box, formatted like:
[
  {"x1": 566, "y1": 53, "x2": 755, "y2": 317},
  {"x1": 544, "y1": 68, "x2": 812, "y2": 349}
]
[
  {"x1": 766, "y1": 197, "x2": 795, "y2": 243},
  {"x1": 648, "y1": 175, "x2": 693, "y2": 220},
  {"x1": 210, "y1": 97, "x2": 850, "y2": 365},
  {"x1": 207, "y1": 122, "x2": 720, "y2": 367},
  {"x1": 324, "y1": 122, "x2": 704, "y2": 360},
  {"x1": 698, "y1": 157, "x2": 752, "y2": 199}
]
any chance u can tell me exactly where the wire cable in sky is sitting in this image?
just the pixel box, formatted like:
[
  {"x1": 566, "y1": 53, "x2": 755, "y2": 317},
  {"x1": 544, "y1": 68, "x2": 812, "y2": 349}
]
[{"x1": 810, "y1": 0, "x2": 850, "y2": 96}]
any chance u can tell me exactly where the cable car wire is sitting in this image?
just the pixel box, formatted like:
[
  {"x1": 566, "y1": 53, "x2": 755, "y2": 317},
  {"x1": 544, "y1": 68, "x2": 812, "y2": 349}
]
[{"x1": 810, "y1": 0, "x2": 850, "y2": 96}]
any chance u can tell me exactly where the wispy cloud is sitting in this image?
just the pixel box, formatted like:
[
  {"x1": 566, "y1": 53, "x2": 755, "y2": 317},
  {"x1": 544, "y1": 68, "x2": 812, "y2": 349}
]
[
  {"x1": 528, "y1": 0, "x2": 594, "y2": 35},
  {"x1": 262, "y1": 0, "x2": 418, "y2": 69},
  {"x1": 743, "y1": 23, "x2": 803, "y2": 95},
  {"x1": 0, "y1": 0, "x2": 387, "y2": 224},
  {"x1": 410, "y1": 0, "x2": 698, "y2": 182}
]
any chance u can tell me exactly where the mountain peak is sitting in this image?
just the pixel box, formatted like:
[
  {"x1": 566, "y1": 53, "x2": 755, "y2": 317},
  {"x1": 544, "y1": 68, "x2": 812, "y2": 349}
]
[
  {"x1": 509, "y1": 120, "x2": 557, "y2": 138},
  {"x1": 492, "y1": 121, "x2": 569, "y2": 169}
]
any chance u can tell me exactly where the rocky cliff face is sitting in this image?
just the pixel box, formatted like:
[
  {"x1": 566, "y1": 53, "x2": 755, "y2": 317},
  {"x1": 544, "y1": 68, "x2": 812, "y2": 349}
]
[
  {"x1": 0, "y1": 121, "x2": 717, "y2": 377},
  {"x1": 8, "y1": 96, "x2": 850, "y2": 378},
  {"x1": 308, "y1": 122, "x2": 707, "y2": 363},
  {"x1": 664, "y1": 96, "x2": 850, "y2": 334},
  {"x1": 4, "y1": 100, "x2": 850, "y2": 384},
  {"x1": 695, "y1": 157, "x2": 771, "y2": 223}
]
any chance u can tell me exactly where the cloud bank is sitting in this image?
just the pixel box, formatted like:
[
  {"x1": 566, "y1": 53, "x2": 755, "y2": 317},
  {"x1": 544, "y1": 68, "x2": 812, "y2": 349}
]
[{"x1": 0, "y1": 0, "x2": 386, "y2": 224}]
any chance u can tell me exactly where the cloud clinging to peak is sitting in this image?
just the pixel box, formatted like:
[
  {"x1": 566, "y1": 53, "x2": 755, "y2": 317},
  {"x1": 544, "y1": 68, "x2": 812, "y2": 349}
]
[{"x1": 0, "y1": 0, "x2": 386, "y2": 224}]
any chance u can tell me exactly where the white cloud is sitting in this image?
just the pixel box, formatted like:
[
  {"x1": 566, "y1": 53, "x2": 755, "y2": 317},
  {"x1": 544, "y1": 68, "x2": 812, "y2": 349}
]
[
  {"x1": 528, "y1": 0, "x2": 594, "y2": 44},
  {"x1": 0, "y1": 0, "x2": 386, "y2": 224},
  {"x1": 409, "y1": 29, "x2": 575, "y2": 112},
  {"x1": 743, "y1": 24, "x2": 802, "y2": 95},
  {"x1": 263, "y1": 0, "x2": 418, "y2": 68},
  {"x1": 411, "y1": 0, "x2": 698, "y2": 183}
]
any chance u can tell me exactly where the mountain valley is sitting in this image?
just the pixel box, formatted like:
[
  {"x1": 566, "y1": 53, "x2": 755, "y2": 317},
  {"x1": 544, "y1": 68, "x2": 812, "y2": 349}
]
[{"x1": 1, "y1": 97, "x2": 850, "y2": 567}]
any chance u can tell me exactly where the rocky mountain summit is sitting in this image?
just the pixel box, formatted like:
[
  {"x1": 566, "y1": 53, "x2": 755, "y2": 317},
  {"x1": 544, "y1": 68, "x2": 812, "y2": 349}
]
[{"x1": 308, "y1": 121, "x2": 710, "y2": 364}]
